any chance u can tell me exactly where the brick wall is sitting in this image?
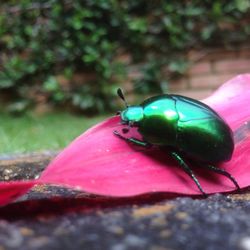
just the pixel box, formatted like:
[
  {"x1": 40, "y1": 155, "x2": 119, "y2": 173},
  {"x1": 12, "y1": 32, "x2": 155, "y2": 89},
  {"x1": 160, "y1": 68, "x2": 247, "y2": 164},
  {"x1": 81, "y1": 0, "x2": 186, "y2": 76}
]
[{"x1": 168, "y1": 47, "x2": 250, "y2": 99}]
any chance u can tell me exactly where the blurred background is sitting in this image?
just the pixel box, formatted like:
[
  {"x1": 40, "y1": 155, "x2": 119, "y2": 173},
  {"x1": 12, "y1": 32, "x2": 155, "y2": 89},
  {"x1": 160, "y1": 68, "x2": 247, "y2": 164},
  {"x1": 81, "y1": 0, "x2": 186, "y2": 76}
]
[{"x1": 1, "y1": 0, "x2": 250, "y2": 154}]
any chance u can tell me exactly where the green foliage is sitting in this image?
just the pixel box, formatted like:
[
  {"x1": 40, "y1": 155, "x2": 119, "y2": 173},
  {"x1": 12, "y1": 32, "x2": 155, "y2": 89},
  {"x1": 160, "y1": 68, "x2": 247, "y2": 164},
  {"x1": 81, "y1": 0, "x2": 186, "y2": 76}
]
[{"x1": 1, "y1": 0, "x2": 250, "y2": 113}]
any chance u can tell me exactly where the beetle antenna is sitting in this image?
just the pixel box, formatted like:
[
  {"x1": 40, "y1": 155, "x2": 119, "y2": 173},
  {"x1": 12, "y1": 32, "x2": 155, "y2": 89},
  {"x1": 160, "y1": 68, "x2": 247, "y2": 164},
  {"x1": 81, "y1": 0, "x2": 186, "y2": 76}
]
[{"x1": 117, "y1": 88, "x2": 129, "y2": 108}]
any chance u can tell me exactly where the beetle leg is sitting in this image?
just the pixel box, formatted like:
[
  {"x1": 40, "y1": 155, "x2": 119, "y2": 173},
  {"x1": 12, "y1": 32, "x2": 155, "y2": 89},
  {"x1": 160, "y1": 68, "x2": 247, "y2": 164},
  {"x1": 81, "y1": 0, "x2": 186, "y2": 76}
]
[
  {"x1": 203, "y1": 164, "x2": 240, "y2": 190},
  {"x1": 171, "y1": 152, "x2": 208, "y2": 197},
  {"x1": 113, "y1": 130, "x2": 152, "y2": 148}
]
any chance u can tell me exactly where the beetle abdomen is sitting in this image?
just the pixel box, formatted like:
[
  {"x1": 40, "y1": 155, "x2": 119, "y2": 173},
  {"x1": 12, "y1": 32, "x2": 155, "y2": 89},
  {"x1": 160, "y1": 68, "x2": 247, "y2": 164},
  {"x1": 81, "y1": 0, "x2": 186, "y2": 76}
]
[
  {"x1": 176, "y1": 113, "x2": 234, "y2": 163},
  {"x1": 171, "y1": 95, "x2": 234, "y2": 163}
]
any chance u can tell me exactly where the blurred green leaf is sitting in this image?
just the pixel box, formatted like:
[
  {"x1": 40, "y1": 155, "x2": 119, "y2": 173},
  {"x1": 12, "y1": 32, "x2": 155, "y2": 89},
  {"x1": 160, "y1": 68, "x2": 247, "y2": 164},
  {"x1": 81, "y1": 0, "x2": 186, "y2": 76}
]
[
  {"x1": 128, "y1": 18, "x2": 147, "y2": 33},
  {"x1": 235, "y1": 0, "x2": 250, "y2": 12},
  {"x1": 43, "y1": 76, "x2": 59, "y2": 92},
  {"x1": 169, "y1": 60, "x2": 189, "y2": 74},
  {"x1": 6, "y1": 100, "x2": 30, "y2": 115}
]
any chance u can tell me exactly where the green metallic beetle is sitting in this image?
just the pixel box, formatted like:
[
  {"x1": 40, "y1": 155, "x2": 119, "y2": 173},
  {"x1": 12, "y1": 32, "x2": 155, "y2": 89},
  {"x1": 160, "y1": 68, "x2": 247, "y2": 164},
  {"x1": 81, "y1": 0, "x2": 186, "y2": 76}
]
[{"x1": 114, "y1": 89, "x2": 240, "y2": 196}]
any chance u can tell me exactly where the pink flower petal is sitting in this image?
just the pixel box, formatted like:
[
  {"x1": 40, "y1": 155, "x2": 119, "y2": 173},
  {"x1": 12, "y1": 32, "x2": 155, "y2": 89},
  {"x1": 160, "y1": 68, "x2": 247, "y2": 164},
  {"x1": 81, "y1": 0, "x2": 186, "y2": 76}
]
[
  {"x1": 203, "y1": 74, "x2": 250, "y2": 127},
  {"x1": 0, "y1": 181, "x2": 36, "y2": 206},
  {"x1": 39, "y1": 74, "x2": 250, "y2": 197}
]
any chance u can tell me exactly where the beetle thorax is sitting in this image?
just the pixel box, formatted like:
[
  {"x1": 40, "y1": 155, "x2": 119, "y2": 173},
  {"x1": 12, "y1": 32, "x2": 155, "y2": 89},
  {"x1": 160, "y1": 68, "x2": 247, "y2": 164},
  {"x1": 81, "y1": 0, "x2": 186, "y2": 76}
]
[{"x1": 121, "y1": 106, "x2": 144, "y2": 124}]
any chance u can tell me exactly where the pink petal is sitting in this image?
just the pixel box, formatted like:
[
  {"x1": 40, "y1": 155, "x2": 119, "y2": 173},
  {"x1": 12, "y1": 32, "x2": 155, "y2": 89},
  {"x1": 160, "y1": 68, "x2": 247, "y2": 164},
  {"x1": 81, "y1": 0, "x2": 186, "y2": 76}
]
[
  {"x1": 0, "y1": 181, "x2": 36, "y2": 206},
  {"x1": 39, "y1": 74, "x2": 250, "y2": 196},
  {"x1": 203, "y1": 74, "x2": 250, "y2": 128}
]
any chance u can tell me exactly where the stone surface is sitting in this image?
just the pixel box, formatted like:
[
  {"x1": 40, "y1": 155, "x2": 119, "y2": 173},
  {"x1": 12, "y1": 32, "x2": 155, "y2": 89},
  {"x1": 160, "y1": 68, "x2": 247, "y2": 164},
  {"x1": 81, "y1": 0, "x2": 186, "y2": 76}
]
[{"x1": 0, "y1": 154, "x2": 250, "y2": 250}]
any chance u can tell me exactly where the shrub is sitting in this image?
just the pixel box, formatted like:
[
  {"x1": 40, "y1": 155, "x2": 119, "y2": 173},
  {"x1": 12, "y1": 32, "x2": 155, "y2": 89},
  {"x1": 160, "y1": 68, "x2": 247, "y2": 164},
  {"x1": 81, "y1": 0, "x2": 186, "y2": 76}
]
[{"x1": 1, "y1": 0, "x2": 250, "y2": 113}]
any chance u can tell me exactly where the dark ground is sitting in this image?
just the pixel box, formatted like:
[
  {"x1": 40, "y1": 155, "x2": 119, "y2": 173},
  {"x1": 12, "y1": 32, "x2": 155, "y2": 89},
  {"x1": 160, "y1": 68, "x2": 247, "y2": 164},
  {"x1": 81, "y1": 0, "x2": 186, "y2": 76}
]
[{"x1": 1, "y1": 154, "x2": 250, "y2": 250}]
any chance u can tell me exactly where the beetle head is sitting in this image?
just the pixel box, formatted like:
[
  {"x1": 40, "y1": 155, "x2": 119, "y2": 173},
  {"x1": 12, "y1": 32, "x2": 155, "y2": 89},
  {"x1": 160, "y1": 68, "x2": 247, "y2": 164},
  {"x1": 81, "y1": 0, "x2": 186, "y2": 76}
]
[
  {"x1": 117, "y1": 88, "x2": 143, "y2": 125},
  {"x1": 120, "y1": 106, "x2": 144, "y2": 125}
]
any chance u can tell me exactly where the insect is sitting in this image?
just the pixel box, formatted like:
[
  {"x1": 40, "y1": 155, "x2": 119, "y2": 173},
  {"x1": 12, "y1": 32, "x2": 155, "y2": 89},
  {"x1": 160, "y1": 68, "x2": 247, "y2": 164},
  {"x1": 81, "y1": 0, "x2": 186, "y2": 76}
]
[{"x1": 114, "y1": 88, "x2": 240, "y2": 197}]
